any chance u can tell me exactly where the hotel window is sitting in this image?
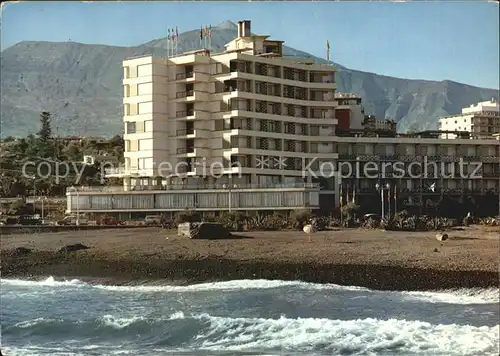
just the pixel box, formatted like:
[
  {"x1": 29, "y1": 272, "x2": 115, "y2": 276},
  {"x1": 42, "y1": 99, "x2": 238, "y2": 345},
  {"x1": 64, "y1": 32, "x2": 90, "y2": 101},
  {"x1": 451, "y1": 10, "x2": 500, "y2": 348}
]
[
  {"x1": 138, "y1": 102, "x2": 153, "y2": 114},
  {"x1": 138, "y1": 158, "x2": 154, "y2": 169},
  {"x1": 144, "y1": 120, "x2": 153, "y2": 132},
  {"x1": 125, "y1": 103, "x2": 138, "y2": 116},
  {"x1": 137, "y1": 64, "x2": 152, "y2": 77},
  {"x1": 128, "y1": 140, "x2": 138, "y2": 152},
  {"x1": 138, "y1": 139, "x2": 153, "y2": 151},
  {"x1": 126, "y1": 122, "x2": 136, "y2": 134},
  {"x1": 137, "y1": 83, "x2": 151, "y2": 95},
  {"x1": 135, "y1": 121, "x2": 145, "y2": 133}
]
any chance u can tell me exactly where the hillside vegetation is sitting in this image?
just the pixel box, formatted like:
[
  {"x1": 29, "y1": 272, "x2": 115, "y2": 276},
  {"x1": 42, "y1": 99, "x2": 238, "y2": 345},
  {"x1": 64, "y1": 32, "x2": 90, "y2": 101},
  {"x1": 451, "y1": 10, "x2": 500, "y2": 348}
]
[{"x1": 1, "y1": 21, "x2": 498, "y2": 137}]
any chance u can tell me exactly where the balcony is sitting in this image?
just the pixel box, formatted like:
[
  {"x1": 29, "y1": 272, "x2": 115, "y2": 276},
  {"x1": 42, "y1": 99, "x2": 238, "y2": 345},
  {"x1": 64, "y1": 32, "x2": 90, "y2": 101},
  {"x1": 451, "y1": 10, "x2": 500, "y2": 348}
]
[
  {"x1": 176, "y1": 90, "x2": 194, "y2": 99},
  {"x1": 174, "y1": 90, "x2": 209, "y2": 102},
  {"x1": 175, "y1": 110, "x2": 210, "y2": 120},
  {"x1": 175, "y1": 71, "x2": 211, "y2": 83},
  {"x1": 176, "y1": 128, "x2": 210, "y2": 139},
  {"x1": 176, "y1": 147, "x2": 210, "y2": 157}
]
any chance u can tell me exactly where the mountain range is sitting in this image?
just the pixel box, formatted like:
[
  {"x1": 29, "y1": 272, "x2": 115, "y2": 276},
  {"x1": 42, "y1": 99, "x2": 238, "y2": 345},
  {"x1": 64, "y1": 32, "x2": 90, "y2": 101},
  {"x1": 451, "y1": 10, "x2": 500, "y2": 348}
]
[{"x1": 1, "y1": 20, "x2": 498, "y2": 138}]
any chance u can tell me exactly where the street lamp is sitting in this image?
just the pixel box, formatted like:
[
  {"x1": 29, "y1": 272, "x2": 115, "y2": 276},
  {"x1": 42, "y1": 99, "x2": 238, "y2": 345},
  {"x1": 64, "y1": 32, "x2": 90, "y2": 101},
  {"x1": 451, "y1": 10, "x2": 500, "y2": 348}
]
[
  {"x1": 376, "y1": 182, "x2": 391, "y2": 219},
  {"x1": 38, "y1": 196, "x2": 48, "y2": 223},
  {"x1": 67, "y1": 186, "x2": 79, "y2": 226},
  {"x1": 32, "y1": 176, "x2": 36, "y2": 214}
]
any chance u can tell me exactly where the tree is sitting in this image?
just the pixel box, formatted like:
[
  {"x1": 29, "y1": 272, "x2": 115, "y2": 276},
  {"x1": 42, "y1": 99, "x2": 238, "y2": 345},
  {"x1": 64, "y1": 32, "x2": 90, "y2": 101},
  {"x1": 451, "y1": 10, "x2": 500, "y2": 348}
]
[
  {"x1": 37, "y1": 111, "x2": 54, "y2": 158},
  {"x1": 38, "y1": 111, "x2": 52, "y2": 142},
  {"x1": 63, "y1": 143, "x2": 81, "y2": 161}
]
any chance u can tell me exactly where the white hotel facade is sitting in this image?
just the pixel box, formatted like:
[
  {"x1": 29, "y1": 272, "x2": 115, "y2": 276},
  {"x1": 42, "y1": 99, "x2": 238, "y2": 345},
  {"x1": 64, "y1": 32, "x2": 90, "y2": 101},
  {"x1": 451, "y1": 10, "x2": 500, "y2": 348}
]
[{"x1": 67, "y1": 21, "x2": 500, "y2": 217}]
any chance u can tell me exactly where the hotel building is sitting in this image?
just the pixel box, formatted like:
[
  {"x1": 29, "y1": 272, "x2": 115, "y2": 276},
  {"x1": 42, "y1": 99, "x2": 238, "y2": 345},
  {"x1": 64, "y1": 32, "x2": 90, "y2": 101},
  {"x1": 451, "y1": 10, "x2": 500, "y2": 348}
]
[
  {"x1": 66, "y1": 20, "x2": 500, "y2": 218},
  {"x1": 439, "y1": 99, "x2": 500, "y2": 139}
]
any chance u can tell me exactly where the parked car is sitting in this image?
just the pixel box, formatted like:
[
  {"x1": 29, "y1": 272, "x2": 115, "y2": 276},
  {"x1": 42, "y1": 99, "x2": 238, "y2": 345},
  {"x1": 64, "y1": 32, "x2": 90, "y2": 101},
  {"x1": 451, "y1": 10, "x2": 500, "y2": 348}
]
[
  {"x1": 57, "y1": 216, "x2": 89, "y2": 225},
  {"x1": 362, "y1": 213, "x2": 382, "y2": 221},
  {"x1": 144, "y1": 215, "x2": 162, "y2": 225}
]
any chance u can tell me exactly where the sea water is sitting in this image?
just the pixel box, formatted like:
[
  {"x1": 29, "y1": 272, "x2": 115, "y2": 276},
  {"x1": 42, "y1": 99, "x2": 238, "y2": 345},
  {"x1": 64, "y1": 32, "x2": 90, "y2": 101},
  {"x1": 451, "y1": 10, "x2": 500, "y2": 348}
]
[{"x1": 1, "y1": 277, "x2": 499, "y2": 355}]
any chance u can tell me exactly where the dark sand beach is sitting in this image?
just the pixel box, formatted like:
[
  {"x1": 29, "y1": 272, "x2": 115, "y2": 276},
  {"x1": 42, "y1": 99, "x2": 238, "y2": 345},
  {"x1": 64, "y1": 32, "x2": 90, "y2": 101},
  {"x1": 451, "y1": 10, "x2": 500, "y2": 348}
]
[{"x1": 1, "y1": 226, "x2": 498, "y2": 291}]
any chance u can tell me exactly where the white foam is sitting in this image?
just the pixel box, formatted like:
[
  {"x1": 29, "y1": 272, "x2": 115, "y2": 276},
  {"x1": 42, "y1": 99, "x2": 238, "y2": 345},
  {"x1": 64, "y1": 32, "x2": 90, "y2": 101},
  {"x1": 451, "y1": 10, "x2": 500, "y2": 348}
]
[
  {"x1": 1, "y1": 276, "x2": 83, "y2": 287},
  {"x1": 401, "y1": 288, "x2": 500, "y2": 305},
  {"x1": 174, "y1": 312, "x2": 499, "y2": 355},
  {"x1": 12, "y1": 317, "x2": 61, "y2": 328},
  {"x1": 99, "y1": 315, "x2": 145, "y2": 329},
  {"x1": 0, "y1": 346, "x2": 87, "y2": 356},
  {"x1": 2, "y1": 277, "x2": 498, "y2": 304},
  {"x1": 93, "y1": 279, "x2": 499, "y2": 304}
]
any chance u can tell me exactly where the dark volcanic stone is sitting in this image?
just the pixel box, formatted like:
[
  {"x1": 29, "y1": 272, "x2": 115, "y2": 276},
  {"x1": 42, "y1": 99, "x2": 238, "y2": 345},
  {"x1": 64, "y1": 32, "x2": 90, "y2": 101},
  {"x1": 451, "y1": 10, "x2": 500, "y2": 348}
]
[
  {"x1": 58, "y1": 243, "x2": 89, "y2": 253},
  {"x1": 11, "y1": 247, "x2": 32, "y2": 256}
]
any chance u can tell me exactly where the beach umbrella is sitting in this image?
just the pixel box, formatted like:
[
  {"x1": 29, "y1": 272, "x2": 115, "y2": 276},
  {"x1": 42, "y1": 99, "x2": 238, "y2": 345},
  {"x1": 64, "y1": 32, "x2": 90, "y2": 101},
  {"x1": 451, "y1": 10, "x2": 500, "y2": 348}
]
[{"x1": 303, "y1": 218, "x2": 317, "y2": 242}]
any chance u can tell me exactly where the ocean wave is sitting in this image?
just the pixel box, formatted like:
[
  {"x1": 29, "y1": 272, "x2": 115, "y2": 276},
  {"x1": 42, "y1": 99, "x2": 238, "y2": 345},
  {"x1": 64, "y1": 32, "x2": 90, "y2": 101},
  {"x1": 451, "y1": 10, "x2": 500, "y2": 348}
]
[
  {"x1": 7, "y1": 315, "x2": 148, "y2": 331},
  {"x1": 0, "y1": 345, "x2": 137, "y2": 356},
  {"x1": 179, "y1": 312, "x2": 500, "y2": 355},
  {"x1": 1, "y1": 276, "x2": 83, "y2": 287},
  {"x1": 2, "y1": 277, "x2": 498, "y2": 304},
  {"x1": 7, "y1": 312, "x2": 496, "y2": 355}
]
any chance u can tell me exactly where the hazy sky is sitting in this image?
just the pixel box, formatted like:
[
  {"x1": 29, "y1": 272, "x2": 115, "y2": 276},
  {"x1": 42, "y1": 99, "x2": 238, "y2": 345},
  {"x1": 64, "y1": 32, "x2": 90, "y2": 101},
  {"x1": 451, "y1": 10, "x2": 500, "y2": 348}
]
[{"x1": 1, "y1": 1, "x2": 498, "y2": 89}]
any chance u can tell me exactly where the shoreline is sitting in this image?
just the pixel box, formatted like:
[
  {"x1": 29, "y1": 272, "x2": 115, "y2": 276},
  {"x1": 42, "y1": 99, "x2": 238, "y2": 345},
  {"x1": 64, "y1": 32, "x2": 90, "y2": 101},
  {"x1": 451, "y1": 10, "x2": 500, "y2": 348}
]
[
  {"x1": 1, "y1": 226, "x2": 498, "y2": 292},
  {"x1": 1, "y1": 250, "x2": 498, "y2": 291}
]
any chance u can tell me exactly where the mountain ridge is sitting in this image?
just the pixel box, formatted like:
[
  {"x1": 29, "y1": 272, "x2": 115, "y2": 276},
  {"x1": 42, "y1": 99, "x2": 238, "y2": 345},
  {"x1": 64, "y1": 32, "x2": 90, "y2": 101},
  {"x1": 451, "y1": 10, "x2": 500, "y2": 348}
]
[{"x1": 1, "y1": 23, "x2": 498, "y2": 137}]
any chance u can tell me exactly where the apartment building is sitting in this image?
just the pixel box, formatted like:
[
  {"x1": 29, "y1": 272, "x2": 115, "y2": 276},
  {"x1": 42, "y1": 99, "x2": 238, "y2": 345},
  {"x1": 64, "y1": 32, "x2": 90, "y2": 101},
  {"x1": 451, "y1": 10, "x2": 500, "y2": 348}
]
[
  {"x1": 68, "y1": 20, "x2": 338, "y2": 215},
  {"x1": 333, "y1": 133, "x2": 500, "y2": 216},
  {"x1": 439, "y1": 99, "x2": 500, "y2": 139},
  {"x1": 66, "y1": 20, "x2": 500, "y2": 218}
]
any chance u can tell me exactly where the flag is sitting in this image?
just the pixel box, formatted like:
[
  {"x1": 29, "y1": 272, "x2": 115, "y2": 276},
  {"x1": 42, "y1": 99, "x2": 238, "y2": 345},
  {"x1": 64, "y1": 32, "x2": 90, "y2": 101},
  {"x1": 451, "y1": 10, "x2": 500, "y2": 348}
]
[
  {"x1": 394, "y1": 184, "x2": 397, "y2": 201},
  {"x1": 388, "y1": 185, "x2": 391, "y2": 203},
  {"x1": 327, "y1": 40, "x2": 330, "y2": 50},
  {"x1": 172, "y1": 28, "x2": 175, "y2": 40},
  {"x1": 200, "y1": 26, "x2": 203, "y2": 39},
  {"x1": 176, "y1": 26, "x2": 179, "y2": 40},
  {"x1": 339, "y1": 184, "x2": 343, "y2": 207},
  {"x1": 208, "y1": 25, "x2": 212, "y2": 39},
  {"x1": 326, "y1": 40, "x2": 330, "y2": 61},
  {"x1": 352, "y1": 186, "x2": 356, "y2": 204},
  {"x1": 205, "y1": 25, "x2": 209, "y2": 36},
  {"x1": 346, "y1": 184, "x2": 350, "y2": 204},
  {"x1": 167, "y1": 28, "x2": 171, "y2": 40}
]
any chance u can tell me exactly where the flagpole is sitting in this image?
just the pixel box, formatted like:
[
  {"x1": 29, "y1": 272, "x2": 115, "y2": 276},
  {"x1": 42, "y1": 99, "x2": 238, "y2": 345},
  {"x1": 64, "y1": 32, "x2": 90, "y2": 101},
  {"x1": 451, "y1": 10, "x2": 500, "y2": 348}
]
[
  {"x1": 326, "y1": 40, "x2": 330, "y2": 62},
  {"x1": 167, "y1": 28, "x2": 170, "y2": 59},
  {"x1": 394, "y1": 183, "x2": 397, "y2": 215},
  {"x1": 204, "y1": 25, "x2": 207, "y2": 49},
  {"x1": 209, "y1": 25, "x2": 212, "y2": 50},
  {"x1": 340, "y1": 184, "x2": 343, "y2": 226},
  {"x1": 199, "y1": 26, "x2": 203, "y2": 49},
  {"x1": 170, "y1": 28, "x2": 173, "y2": 58},
  {"x1": 175, "y1": 26, "x2": 179, "y2": 56},
  {"x1": 388, "y1": 184, "x2": 391, "y2": 217}
]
